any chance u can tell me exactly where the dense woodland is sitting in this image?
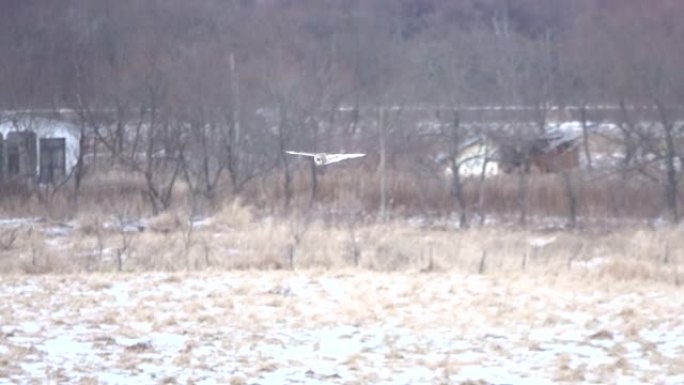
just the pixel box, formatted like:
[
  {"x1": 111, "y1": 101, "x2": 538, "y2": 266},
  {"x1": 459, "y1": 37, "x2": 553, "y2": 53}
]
[{"x1": 1, "y1": 0, "x2": 684, "y2": 226}]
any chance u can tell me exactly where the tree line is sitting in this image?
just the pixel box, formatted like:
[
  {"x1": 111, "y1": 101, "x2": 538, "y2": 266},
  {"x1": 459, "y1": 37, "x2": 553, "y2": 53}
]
[{"x1": 1, "y1": 0, "x2": 683, "y2": 224}]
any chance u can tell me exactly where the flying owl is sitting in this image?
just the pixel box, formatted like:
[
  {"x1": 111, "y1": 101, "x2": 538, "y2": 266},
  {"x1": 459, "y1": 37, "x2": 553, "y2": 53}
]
[{"x1": 285, "y1": 151, "x2": 366, "y2": 166}]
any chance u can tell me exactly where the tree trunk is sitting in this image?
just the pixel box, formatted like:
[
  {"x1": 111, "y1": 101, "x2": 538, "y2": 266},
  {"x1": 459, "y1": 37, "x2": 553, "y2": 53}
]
[
  {"x1": 309, "y1": 160, "x2": 318, "y2": 207},
  {"x1": 517, "y1": 166, "x2": 529, "y2": 226},
  {"x1": 228, "y1": 52, "x2": 242, "y2": 194},
  {"x1": 618, "y1": 99, "x2": 637, "y2": 178},
  {"x1": 579, "y1": 104, "x2": 592, "y2": 170},
  {"x1": 378, "y1": 107, "x2": 388, "y2": 221},
  {"x1": 562, "y1": 170, "x2": 577, "y2": 228},
  {"x1": 72, "y1": 123, "x2": 88, "y2": 208},
  {"x1": 664, "y1": 129, "x2": 679, "y2": 223},
  {"x1": 309, "y1": 119, "x2": 319, "y2": 207},
  {"x1": 449, "y1": 110, "x2": 468, "y2": 229},
  {"x1": 477, "y1": 156, "x2": 489, "y2": 226},
  {"x1": 657, "y1": 102, "x2": 679, "y2": 223},
  {"x1": 277, "y1": 105, "x2": 292, "y2": 210},
  {"x1": 450, "y1": 158, "x2": 468, "y2": 228}
]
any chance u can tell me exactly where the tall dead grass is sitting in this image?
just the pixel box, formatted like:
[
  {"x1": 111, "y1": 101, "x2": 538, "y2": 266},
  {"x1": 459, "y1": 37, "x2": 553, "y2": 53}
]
[
  {"x1": 0, "y1": 161, "x2": 677, "y2": 226},
  {"x1": 0, "y1": 198, "x2": 682, "y2": 287},
  {"x1": 0, "y1": 160, "x2": 682, "y2": 283},
  {"x1": 232, "y1": 164, "x2": 675, "y2": 225}
]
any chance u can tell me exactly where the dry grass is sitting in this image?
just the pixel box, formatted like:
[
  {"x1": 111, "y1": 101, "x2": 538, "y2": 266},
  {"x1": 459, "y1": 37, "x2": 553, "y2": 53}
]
[
  {"x1": 0, "y1": 199, "x2": 682, "y2": 288},
  {"x1": 1, "y1": 158, "x2": 679, "y2": 223}
]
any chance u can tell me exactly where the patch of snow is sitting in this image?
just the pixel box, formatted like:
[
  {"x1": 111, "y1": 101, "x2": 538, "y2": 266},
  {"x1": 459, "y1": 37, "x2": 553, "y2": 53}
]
[
  {"x1": 103, "y1": 218, "x2": 146, "y2": 233},
  {"x1": 191, "y1": 217, "x2": 213, "y2": 228},
  {"x1": 0, "y1": 217, "x2": 41, "y2": 228},
  {"x1": 148, "y1": 332, "x2": 187, "y2": 353},
  {"x1": 42, "y1": 223, "x2": 74, "y2": 237},
  {"x1": 19, "y1": 321, "x2": 42, "y2": 334},
  {"x1": 529, "y1": 236, "x2": 557, "y2": 248},
  {"x1": 41, "y1": 335, "x2": 92, "y2": 356},
  {"x1": 129, "y1": 322, "x2": 153, "y2": 333},
  {"x1": 452, "y1": 366, "x2": 554, "y2": 385},
  {"x1": 571, "y1": 257, "x2": 608, "y2": 270}
]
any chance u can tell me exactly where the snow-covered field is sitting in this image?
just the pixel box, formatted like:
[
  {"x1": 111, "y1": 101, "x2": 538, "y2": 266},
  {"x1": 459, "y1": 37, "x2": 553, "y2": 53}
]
[{"x1": 2, "y1": 271, "x2": 683, "y2": 384}]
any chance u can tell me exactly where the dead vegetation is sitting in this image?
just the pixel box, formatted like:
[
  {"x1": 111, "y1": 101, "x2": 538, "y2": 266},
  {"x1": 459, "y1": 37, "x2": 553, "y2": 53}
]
[
  {"x1": 0, "y1": 163, "x2": 676, "y2": 226},
  {"x1": 0, "y1": 197, "x2": 681, "y2": 287},
  {"x1": 0, "y1": 159, "x2": 680, "y2": 284}
]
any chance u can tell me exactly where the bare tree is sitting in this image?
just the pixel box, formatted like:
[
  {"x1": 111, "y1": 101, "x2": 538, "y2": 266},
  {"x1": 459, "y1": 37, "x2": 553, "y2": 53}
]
[
  {"x1": 3, "y1": 0, "x2": 684, "y2": 224},
  {"x1": 125, "y1": 70, "x2": 185, "y2": 215}
]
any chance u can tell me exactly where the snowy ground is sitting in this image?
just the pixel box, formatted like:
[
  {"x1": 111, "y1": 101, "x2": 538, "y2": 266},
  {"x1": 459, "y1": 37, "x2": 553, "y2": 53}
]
[{"x1": 1, "y1": 271, "x2": 684, "y2": 384}]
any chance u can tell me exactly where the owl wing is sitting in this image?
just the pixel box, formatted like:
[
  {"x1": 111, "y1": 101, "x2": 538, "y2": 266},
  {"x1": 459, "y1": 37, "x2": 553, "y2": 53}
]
[
  {"x1": 285, "y1": 151, "x2": 316, "y2": 158},
  {"x1": 324, "y1": 153, "x2": 366, "y2": 165}
]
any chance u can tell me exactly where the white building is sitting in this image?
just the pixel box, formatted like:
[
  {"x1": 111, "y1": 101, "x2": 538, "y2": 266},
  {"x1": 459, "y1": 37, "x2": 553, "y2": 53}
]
[
  {"x1": 0, "y1": 117, "x2": 80, "y2": 178},
  {"x1": 443, "y1": 138, "x2": 499, "y2": 178}
]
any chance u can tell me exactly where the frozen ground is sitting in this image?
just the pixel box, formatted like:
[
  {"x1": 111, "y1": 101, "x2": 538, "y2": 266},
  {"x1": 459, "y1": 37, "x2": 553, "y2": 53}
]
[{"x1": 1, "y1": 271, "x2": 683, "y2": 384}]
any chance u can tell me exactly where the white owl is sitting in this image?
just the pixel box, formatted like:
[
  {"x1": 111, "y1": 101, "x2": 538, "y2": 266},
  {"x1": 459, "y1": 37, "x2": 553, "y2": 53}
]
[{"x1": 285, "y1": 151, "x2": 366, "y2": 166}]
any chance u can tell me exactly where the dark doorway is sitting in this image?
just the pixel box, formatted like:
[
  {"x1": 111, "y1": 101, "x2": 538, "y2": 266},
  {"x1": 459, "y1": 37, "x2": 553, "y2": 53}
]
[
  {"x1": 39, "y1": 138, "x2": 66, "y2": 184},
  {"x1": 5, "y1": 131, "x2": 37, "y2": 179}
]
